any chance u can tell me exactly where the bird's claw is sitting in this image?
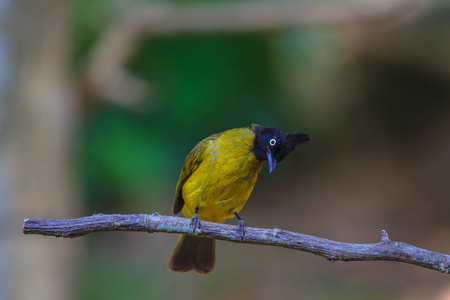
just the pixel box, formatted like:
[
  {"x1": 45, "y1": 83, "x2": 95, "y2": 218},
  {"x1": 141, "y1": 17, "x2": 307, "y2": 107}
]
[
  {"x1": 237, "y1": 219, "x2": 246, "y2": 240},
  {"x1": 189, "y1": 213, "x2": 201, "y2": 233}
]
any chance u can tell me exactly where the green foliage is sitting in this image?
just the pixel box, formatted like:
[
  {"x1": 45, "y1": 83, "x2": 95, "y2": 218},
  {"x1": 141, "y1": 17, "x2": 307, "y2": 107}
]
[
  {"x1": 128, "y1": 35, "x2": 283, "y2": 136},
  {"x1": 80, "y1": 105, "x2": 174, "y2": 211}
]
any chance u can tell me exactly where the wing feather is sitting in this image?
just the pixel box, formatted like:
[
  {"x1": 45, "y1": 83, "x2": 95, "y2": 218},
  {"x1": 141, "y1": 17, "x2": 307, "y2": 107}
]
[{"x1": 173, "y1": 134, "x2": 217, "y2": 214}]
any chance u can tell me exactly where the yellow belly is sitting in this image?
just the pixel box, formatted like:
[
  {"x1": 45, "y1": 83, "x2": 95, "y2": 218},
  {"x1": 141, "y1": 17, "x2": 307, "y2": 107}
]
[{"x1": 181, "y1": 128, "x2": 263, "y2": 223}]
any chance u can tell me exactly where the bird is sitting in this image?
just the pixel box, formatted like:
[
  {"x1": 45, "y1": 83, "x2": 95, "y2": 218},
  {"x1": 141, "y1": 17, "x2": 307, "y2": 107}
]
[{"x1": 168, "y1": 124, "x2": 311, "y2": 274}]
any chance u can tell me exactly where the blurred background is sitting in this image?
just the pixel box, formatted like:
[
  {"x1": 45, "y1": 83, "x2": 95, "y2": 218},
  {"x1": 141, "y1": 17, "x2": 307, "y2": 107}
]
[{"x1": 2, "y1": 0, "x2": 450, "y2": 299}]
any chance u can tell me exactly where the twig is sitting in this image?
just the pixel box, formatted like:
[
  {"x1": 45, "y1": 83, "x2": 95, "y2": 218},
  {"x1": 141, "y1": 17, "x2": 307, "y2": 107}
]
[{"x1": 23, "y1": 213, "x2": 450, "y2": 274}]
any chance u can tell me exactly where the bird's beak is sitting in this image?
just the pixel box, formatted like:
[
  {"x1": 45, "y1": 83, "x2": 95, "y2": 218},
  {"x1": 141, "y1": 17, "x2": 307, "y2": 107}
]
[{"x1": 266, "y1": 149, "x2": 277, "y2": 173}]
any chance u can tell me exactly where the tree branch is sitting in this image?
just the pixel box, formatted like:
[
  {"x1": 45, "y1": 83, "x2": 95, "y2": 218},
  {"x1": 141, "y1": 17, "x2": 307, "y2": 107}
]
[{"x1": 23, "y1": 213, "x2": 450, "y2": 274}]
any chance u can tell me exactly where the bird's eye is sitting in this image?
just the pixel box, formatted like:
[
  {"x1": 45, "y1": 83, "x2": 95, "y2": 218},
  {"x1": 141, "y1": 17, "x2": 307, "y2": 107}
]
[{"x1": 269, "y1": 138, "x2": 277, "y2": 146}]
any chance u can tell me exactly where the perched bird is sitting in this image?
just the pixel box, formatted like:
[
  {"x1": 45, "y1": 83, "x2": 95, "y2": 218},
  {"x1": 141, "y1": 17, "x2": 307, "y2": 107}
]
[{"x1": 169, "y1": 124, "x2": 311, "y2": 274}]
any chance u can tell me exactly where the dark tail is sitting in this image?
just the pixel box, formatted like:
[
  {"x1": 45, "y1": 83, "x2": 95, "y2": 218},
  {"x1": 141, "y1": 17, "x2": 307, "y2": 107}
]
[{"x1": 168, "y1": 235, "x2": 215, "y2": 274}]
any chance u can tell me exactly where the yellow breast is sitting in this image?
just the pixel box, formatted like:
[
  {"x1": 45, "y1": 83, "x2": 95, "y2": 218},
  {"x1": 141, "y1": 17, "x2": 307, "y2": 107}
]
[{"x1": 181, "y1": 128, "x2": 263, "y2": 223}]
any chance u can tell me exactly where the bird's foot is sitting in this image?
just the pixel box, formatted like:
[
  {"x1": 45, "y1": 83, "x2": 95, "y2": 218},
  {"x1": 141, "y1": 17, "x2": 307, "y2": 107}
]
[
  {"x1": 237, "y1": 219, "x2": 246, "y2": 240},
  {"x1": 234, "y1": 211, "x2": 246, "y2": 240},
  {"x1": 189, "y1": 212, "x2": 201, "y2": 233}
]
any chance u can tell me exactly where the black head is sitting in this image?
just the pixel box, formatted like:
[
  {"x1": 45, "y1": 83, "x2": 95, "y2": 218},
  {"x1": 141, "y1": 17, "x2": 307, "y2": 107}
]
[{"x1": 252, "y1": 125, "x2": 311, "y2": 173}]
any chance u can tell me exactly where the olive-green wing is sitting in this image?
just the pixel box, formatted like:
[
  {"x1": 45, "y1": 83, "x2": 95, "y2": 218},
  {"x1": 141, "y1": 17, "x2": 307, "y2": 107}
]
[{"x1": 173, "y1": 135, "x2": 216, "y2": 214}]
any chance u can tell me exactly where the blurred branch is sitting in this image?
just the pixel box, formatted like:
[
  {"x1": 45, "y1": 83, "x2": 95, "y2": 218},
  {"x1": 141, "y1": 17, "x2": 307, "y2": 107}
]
[
  {"x1": 23, "y1": 212, "x2": 450, "y2": 274},
  {"x1": 87, "y1": 0, "x2": 433, "y2": 107}
]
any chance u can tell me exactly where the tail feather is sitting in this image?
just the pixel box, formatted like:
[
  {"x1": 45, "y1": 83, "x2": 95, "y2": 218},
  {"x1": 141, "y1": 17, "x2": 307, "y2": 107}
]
[{"x1": 169, "y1": 235, "x2": 215, "y2": 274}]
